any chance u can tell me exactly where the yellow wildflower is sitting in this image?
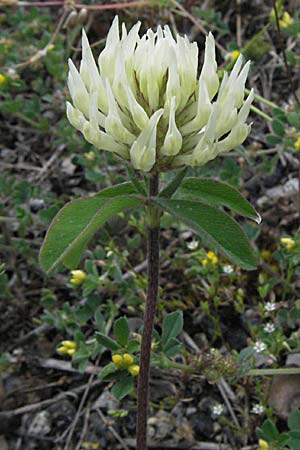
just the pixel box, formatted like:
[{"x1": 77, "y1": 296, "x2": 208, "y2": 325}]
[
  {"x1": 70, "y1": 269, "x2": 87, "y2": 286},
  {"x1": 279, "y1": 11, "x2": 292, "y2": 28},
  {"x1": 280, "y1": 237, "x2": 295, "y2": 250},
  {"x1": 123, "y1": 353, "x2": 134, "y2": 365},
  {"x1": 57, "y1": 340, "x2": 77, "y2": 356},
  {"x1": 61, "y1": 340, "x2": 76, "y2": 349},
  {"x1": 0, "y1": 74, "x2": 7, "y2": 84},
  {"x1": 207, "y1": 250, "x2": 219, "y2": 264},
  {"x1": 84, "y1": 151, "x2": 95, "y2": 161},
  {"x1": 201, "y1": 258, "x2": 208, "y2": 265},
  {"x1": 294, "y1": 136, "x2": 300, "y2": 150},
  {"x1": 231, "y1": 49, "x2": 240, "y2": 61},
  {"x1": 67, "y1": 348, "x2": 76, "y2": 356},
  {"x1": 81, "y1": 442, "x2": 99, "y2": 450},
  {"x1": 112, "y1": 354, "x2": 123, "y2": 366},
  {"x1": 258, "y1": 439, "x2": 269, "y2": 450},
  {"x1": 128, "y1": 364, "x2": 140, "y2": 376},
  {"x1": 57, "y1": 346, "x2": 69, "y2": 355},
  {"x1": 47, "y1": 44, "x2": 55, "y2": 52}
]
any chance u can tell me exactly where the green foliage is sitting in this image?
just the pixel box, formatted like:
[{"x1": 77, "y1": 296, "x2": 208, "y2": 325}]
[
  {"x1": 111, "y1": 377, "x2": 134, "y2": 400},
  {"x1": 113, "y1": 317, "x2": 130, "y2": 347},
  {"x1": 159, "y1": 168, "x2": 188, "y2": 198},
  {"x1": 191, "y1": 6, "x2": 228, "y2": 35},
  {"x1": 161, "y1": 310, "x2": 183, "y2": 347},
  {"x1": 91, "y1": 311, "x2": 184, "y2": 399},
  {"x1": 257, "y1": 410, "x2": 300, "y2": 449},
  {"x1": 243, "y1": 26, "x2": 270, "y2": 61},
  {"x1": 39, "y1": 183, "x2": 141, "y2": 273},
  {"x1": 96, "y1": 333, "x2": 121, "y2": 351},
  {"x1": 177, "y1": 178, "x2": 260, "y2": 221},
  {"x1": 157, "y1": 198, "x2": 257, "y2": 270}
]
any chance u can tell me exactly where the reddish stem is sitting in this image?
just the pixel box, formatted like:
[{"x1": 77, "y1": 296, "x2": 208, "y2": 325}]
[{"x1": 136, "y1": 173, "x2": 160, "y2": 450}]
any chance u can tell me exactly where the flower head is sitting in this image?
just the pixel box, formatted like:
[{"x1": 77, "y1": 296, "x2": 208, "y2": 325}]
[
  {"x1": 252, "y1": 404, "x2": 265, "y2": 415},
  {"x1": 264, "y1": 302, "x2": 276, "y2": 313},
  {"x1": 67, "y1": 17, "x2": 254, "y2": 172},
  {"x1": 128, "y1": 364, "x2": 140, "y2": 376},
  {"x1": 253, "y1": 340, "x2": 267, "y2": 353},
  {"x1": 258, "y1": 439, "x2": 269, "y2": 450},
  {"x1": 223, "y1": 264, "x2": 234, "y2": 274},
  {"x1": 123, "y1": 353, "x2": 134, "y2": 365},
  {"x1": 294, "y1": 136, "x2": 300, "y2": 150},
  {"x1": 57, "y1": 340, "x2": 77, "y2": 356},
  {"x1": 231, "y1": 49, "x2": 240, "y2": 61},
  {"x1": 112, "y1": 354, "x2": 123, "y2": 365},
  {"x1": 69, "y1": 269, "x2": 87, "y2": 285},
  {"x1": 112, "y1": 353, "x2": 135, "y2": 367},
  {"x1": 211, "y1": 403, "x2": 224, "y2": 417},
  {"x1": 279, "y1": 11, "x2": 293, "y2": 28},
  {"x1": 280, "y1": 236, "x2": 295, "y2": 250},
  {"x1": 202, "y1": 250, "x2": 218, "y2": 265},
  {"x1": 187, "y1": 239, "x2": 199, "y2": 251},
  {"x1": 263, "y1": 322, "x2": 275, "y2": 333},
  {"x1": 0, "y1": 73, "x2": 7, "y2": 84}
]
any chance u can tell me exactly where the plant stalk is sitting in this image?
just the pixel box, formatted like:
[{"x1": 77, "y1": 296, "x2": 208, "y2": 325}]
[{"x1": 136, "y1": 173, "x2": 160, "y2": 450}]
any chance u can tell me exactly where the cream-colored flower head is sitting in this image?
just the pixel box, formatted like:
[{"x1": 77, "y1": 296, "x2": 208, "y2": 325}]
[{"x1": 67, "y1": 16, "x2": 253, "y2": 172}]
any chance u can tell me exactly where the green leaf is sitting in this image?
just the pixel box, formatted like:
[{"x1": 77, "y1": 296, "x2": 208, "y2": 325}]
[
  {"x1": 177, "y1": 178, "x2": 260, "y2": 222},
  {"x1": 71, "y1": 343, "x2": 89, "y2": 373},
  {"x1": 272, "y1": 119, "x2": 285, "y2": 137},
  {"x1": 163, "y1": 338, "x2": 182, "y2": 357},
  {"x1": 95, "y1": 311, "x2": 105, "y2": 333},
  {"x1": 40, "y1": 183, "x2": 141, "y2": 273},
  {"x1": 287, "y1": 438, "x2": 300, "y2": 450},
  {"x1": 99, "y1": 362, "x2": 120, "y2": 380},
  {"x1": 238, "y1": 347, "x2": 255, "y2": 364},
  {"x1": 127, "y1": 339, "x2": 140, "y2": 353},
  {"x1": 95, "y1": 182, "x2": 137, "y2": 199},
  {"x1": 126, "y1": 164, "x2": 147, "y2": 196},
  {"x1": 266, "y1": 134, "x2": 282, "y2": 145},
  {"x1": 114, "y1": 316, "x2": 130, "y2": 346},
  {"x1": 111, "y1": 376, "x2": 134, "y2": 400},
  {"x1": 95, "y1": 332, "x2": 121, "y2": 351},
  {"x1": 278, "y1": 433, "x2": 291, "y2": 446},
  {"x1": 159, "y1": 167, "x2": 188, "y2": 198},
  {"x1": 161, "y1": 311, "x2": 183, "y2": 346},
  {"x1": 272, "y1": 107, "x2": 287, "y2": 122},
  {"x1": 288, "y1": 410, "x2": 300, "y2": 431},
  {"x1": 289, "y1": 431, "x2": 300, "y2": 439},
  {"x1": 75, "y1": 304, "x2": 94, "y2": 323},
  {"x1": 261, "y1": 419, "x2": 279, "y2": 440},
  {"x1": 157, "y1": 199, "x2": 257, "y2": 270},
  {"x1": 287, "y1": 112, "x2": 300, "y2": 127}
]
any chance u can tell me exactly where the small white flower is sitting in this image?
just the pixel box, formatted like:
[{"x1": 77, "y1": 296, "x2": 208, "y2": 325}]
[
  {"x1": 264, "y1": 322, "x2": 275, "y2": 333},
  {"x1": 187, "y1": 240, "x2": 199, "y2": 250},
  {"x1": 264, "y1": 302, "x2": 276, "y2": 313},
  {"x1": 251, "y1": 404, "x2": 265, "y2": 415},
  {"x1": 212, "y1": 403, "x2": 224, "y2": 417},
  {"x1": 223, "y1": 264, "x2": 234, "y2": 274},
  {"x1": 253, "y1": 341, "x2": 267, "y2": 353}
]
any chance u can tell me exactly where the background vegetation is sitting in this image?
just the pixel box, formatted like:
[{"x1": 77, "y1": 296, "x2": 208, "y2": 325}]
[{"x1": 1, "y1": 0, "x2": 300, "y2": 449}]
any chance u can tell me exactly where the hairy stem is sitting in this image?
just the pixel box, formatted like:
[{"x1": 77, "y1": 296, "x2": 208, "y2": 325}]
[{"x1": 136, "y1": 173, "x2": 160, "y2": 450}]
